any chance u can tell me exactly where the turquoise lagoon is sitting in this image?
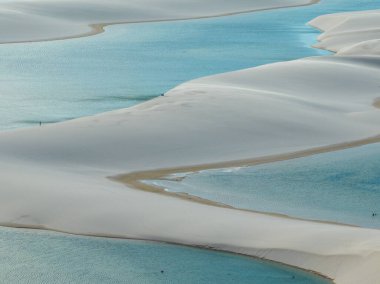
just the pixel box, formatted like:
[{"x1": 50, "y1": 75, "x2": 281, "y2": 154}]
[
  {"x1": 0, "y1": 0, "x2": 379, "y2": 282},
  {"x1": 147, "y1": 143, "x2": 380, "y2": 229},
  {"x1": 0, "y1": 0, "x2": 378, "y2": 130},
  {"x1": 0, "y1": 227, "x2": 330, "y2": 283}
]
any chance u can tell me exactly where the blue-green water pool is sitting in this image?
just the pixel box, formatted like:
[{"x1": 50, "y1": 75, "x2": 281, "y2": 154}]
[
  {"x1": 1, "y1": 0, "x2": 378, "y2": 130},
  {"x1": 1, "y1": 1, "x2": 379, "y2": 282},
  {"x1": 0, "y1": 227, "x2": 330, "y2": 283},
  {"x1": 147, "y1": 143, "x2": 380, "y2": 228}
]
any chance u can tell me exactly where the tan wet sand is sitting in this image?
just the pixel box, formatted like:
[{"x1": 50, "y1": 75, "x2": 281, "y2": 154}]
[
  {"x1": 0, "y1": 0, "x2": 319, "y2": 45},
  {"x1": 374, "y1": 98, "x2": 380, "y2": 109},
  {"x1": 114, "y1": 134, "x2": 380, "y2": 218}
]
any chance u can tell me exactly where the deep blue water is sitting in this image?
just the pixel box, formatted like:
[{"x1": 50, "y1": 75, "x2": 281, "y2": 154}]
[
  {"x1": 0, "y1": 227, "x2": 330, "y2": 283},
  {"x1": 0, "y1": 0, "x2": 377, "y2": 130},
  {"x1": 148, "y1": 143, "x2": 380, "y2": 228}
]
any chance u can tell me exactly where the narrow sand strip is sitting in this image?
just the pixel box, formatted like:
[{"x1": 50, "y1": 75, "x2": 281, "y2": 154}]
[
  {"x1": 0, "y1": 7, "x2": 379, "y2": 284},
  {"x1": 113, "y1": 133, "x2": 380, "y2": 227},
  {"x1": 0, "y1": 0, "x2": 318, "y2": 44},
  {"x1": 0, "y1": 54, "x2": 379, "y2": 283}
]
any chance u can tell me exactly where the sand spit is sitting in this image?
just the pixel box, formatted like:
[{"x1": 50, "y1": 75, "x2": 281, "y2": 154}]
[
  {"x1": 0, "y1": 53, "x2": 379, "y2": 283},
  {"x1": 0, "y1": 7, "x2": 379, "y2": 284},
  {"x1": 113, "y1": 133, "x2": 380, "y2": 226},
  {"x1": 0, "y1": 0, "x2": 317, "y2": 44}
]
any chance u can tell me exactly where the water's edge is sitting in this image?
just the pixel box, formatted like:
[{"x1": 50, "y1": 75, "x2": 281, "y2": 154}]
[
  {"x1": 0, "y1": 224, "x2": 333, "y2": 283},
  {"x1": 0, "y1": 0, "x2": 319, "y2": 45},
  {"x1": 113, "y1": 134, "x2": 380, "y2": 228}
]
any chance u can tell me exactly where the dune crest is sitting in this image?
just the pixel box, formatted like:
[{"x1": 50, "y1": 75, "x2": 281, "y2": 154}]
[
  {"x1": 0, "y1": 6, "x2": 379, "y2": 284},
  {"x1": 309, "y1": 9, "x2": 380, "y2": 55}
]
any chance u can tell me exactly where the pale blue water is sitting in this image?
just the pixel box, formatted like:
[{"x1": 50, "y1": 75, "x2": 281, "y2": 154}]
[
  {"x1": 0, "y1": 0, "x2": 378, "y2": 130},
  {"x1": 148, "y1": 143, "x2": 380, "y2": 228},
  {"x1": 0, "y1": 1, "x2": 379, "y2": 282},
  {"x1": 0, "y1": 227, "x2": 330, "y2": 283}
]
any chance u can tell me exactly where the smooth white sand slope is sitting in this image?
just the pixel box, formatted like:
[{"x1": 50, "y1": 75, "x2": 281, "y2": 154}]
[
  {"x1": 1, "y1": 56, "x2": 380, "y2": 170},
  {"x1": 0, "y1": 0, "x2": 315, "y2": 43},
  {"x1": 0, "y1": 54, "x2": 379, "y2": 282},
  {"x1": 310, "y1": 9, "x2": 380, "y2": 55},
  {"x1": 0, "y1": 8, "x2": 380, "y2": 284}
]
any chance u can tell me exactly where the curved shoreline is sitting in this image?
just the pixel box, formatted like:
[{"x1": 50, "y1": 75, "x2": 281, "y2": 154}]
[
  {"x1": 0, "y1": 131, "x2": 377, "y2": 283},
  {"x1": 0, "y1": 53, "x2": 378, "y2": 283},
  {"x1": 112, "y1": 134, "x2": 380, "y2": 228},
  {"x1": 0, "y1": 223, "x2": 333, "y2": 283},
  {"x1": 0, "y1": 0, "x2": 319, "y2": 45},
  {"x1": 0, "y1": 3, "x2": 379, "y2": 284}
]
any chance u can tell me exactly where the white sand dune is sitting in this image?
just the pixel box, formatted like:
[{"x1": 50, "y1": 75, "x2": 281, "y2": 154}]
[
  {"x1": 0, "y1": 0, "x2": 315, "y2": 43},
  {"x1": 0, "y1": 6, "x2": 380, "y2": 284},
  {"x1": 310, "y1": 9, "x2": 380, "y2": 55}
]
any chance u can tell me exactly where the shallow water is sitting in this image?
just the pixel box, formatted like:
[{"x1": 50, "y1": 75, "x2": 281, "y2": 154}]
[
  {"x1": 2, "y1": 0, "x2": 378, "y2": 130},
  {"x1": 147, "y1": 143, "x2": 380, "y2": 228},
  {"x1": 0, "y1": 1, "x2": 379, "y2": 282},
  {"x1": 0, "y1": 227, "x2": 330, "y2": 283}
]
